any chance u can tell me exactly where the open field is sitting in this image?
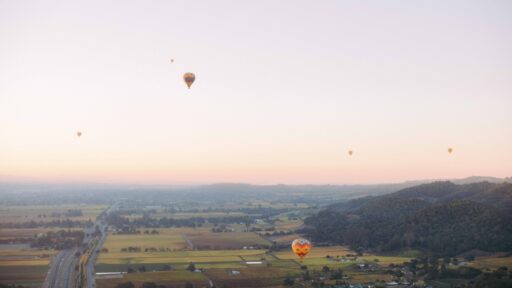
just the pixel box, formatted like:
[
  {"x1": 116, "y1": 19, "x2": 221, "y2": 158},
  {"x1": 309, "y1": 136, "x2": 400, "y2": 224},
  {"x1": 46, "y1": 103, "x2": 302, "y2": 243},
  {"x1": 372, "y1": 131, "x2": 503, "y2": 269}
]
[
  {"x1": 470, "y1": 254, "x2": 512, "y2": 271},
  {"x1": 0, "y1": 204, "x2": 106, "y2": 224},
  {"x1": 103, "y1": 227, "x2": 271, "y2": 252},
  {"x1": 125, "y1": 211, "x2": 247, "y2": 220},
  {"x1": 205, "y1": 266, "x2": 299, "y2": 288},
  {"x1": 0, "y1": 265, "x2": 50, "y2": 288},
  {"x1": 349, "y1": 272, "x2": 392, "y2": 283},
  {"x1": 274, "y1": 246, "x2": 412, "y2": 269},
  {"x1": 0, "y1": 227, "x2": 80, "y2": 239},
  {"x1": 273, "y1": 219, "x2": 303, "y2": 231},
  {"x1": 268, "y1": 233, "x2": 302, "y2": 244},
  {"x1": 103, "y1": 228, "x2": 189, "y2": 252},
  {"x1": 186, "y1": 230, "x2": 271, "y2": 249},
  {"x1": 95, "y1": 241, "x2": 415, "y2": 286},
  {"x1": 0, "y1": 246, "x2": 56, "y2": 287},
  {"x1": 97, "y1": 249, "x2": 268, "y2": 265},
  {"x1": 0, "y1": 204, "x2": 95, "y2": 286},
  {"x1": 96, "y1": 266, "x2": 300, "y2": 288},
  {"x1": 0, "y1": 247, "x2": 57, "y2": 266},
  {"x1": 358, "y1": 255, "x2": 413, "y2": 266},
  {"x1": 95, "y1": 270, "x2": 209, "y2": 288}
]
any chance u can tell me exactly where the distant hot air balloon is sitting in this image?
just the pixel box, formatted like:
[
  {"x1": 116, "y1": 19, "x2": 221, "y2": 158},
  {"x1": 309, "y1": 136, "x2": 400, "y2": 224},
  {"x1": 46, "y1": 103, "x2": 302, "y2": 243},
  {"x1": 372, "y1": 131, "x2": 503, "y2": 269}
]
[
  {"x1": 448, "y1": 147, "x2": 453, "y2": 154},
  {"x1": 348, "y1": 150, "x2": 353, "y2": 156},
  {"x1": 77, "y1": 131, "x2": 82, "y2": 137},
  {"x1": 183, "y1": 72, "x2": 195, "y2": 89},
  {"x1": 291, "y1": 238, "x2": 311, "y2": 261}
]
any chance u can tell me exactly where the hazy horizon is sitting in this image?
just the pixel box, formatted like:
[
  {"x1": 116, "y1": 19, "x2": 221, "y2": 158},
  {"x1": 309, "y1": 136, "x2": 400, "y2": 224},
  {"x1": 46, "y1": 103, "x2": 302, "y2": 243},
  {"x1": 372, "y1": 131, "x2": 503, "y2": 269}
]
[
  {"x1": 1, "y1": 174, "x2": 510, "y2": 187},
  {"x1": 2, "y1": 0, "x2": 512, "y2": 184}
]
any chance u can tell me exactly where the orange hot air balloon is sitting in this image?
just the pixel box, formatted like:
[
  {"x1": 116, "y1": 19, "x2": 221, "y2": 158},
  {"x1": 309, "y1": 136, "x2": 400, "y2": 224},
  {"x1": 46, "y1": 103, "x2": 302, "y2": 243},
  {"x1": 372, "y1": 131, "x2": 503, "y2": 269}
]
[
  {"x1": 183, "y1": 72, "x2": 195, "y2": 89},
  {"x1": 348, "y1": 150, "x2": 353, "y2": 156},
  {"x1": 291, "y1": 238, "x2": 311, "y2": 261},
  {"x1": 448, "y1": 147, "x2": 453, "y2": 154},
  {"x1": 76, "y1": 131, "x2": 82, "y2": 137}
]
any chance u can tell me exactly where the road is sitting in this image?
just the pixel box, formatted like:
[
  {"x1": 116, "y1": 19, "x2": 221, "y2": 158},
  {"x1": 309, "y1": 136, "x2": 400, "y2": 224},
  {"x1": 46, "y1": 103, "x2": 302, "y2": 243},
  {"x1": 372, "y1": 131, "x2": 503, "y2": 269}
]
[
  {"x1": 43, "y1": 248, "x2": 79, "y2": 288},
  {"x1": 83, "y1": 203, "x2": 118, "y2": 288},
  {"x1": 43, "y1": 204, "x2": 117, "y2": 288}
]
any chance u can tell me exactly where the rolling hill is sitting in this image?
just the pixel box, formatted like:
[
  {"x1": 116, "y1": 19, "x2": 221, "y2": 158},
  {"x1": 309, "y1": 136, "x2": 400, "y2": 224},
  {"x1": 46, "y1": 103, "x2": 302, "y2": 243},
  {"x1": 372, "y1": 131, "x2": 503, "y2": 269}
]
[{"x1": 303, "y1": 181, "x2": 512, "y2": 256}]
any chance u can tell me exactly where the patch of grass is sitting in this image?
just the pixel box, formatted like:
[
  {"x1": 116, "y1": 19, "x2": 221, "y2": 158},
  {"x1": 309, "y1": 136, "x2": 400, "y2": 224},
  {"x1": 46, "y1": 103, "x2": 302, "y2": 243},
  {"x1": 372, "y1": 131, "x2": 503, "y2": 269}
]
[
  {"x1": 0, "y1": 265, "x2": 49, "y2": 288},
  {"x1": 0, "y1": 248, "x2": 56, "y2": 266},
  {"x1": 96, "y1": 270, "x2": 209, "y2": 288},
  {"x1": 0, "y1": 204, "x2": 106, "y2": 224},
  {"x1": 97, "y1": 249, "x2": 268, "y2": 265},
  {"x1": 186, "y1": 231, "x2": 271, "y2": 249},
  {"x1": 348, "y1": 272, "x2": 392, "y2": 283},
  {"x1": 470, "y1": 254, "x2": 512, "y2": 271},
  {"x1": 102, "y1": 228, "x2": 190, "y2": 252},
  {"x1": 0, "y1": 227, "x2": 80, "y2": 239},
  {"x1": 358, "y1": 255, "x2": 412, "y2": 266}
]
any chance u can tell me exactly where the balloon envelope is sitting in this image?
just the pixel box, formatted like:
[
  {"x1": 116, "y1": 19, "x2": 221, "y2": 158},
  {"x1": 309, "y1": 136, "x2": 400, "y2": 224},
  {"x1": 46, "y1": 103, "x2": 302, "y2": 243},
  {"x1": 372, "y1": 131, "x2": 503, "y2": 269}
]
[
  {"x1": 448, "y1": 147, "x2": 453, "y2": 154},
  {"x1": 348, "y1": 150, "x2": 353, "y2": 156},
  {"x1": 291, "y1": 238, "x2": 311, "y2": 260},
  {"x1": 183, "y1": 72, "x2": 195, "y2": 89},
  {"x1": 76, "y1": 131, "x2": 82, "y2": 137}
]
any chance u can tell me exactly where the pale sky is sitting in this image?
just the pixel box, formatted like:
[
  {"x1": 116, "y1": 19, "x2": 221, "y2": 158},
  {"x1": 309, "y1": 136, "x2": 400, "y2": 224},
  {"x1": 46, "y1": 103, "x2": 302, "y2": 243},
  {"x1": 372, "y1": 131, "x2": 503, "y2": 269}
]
[{"x1": 1, "y1": 0, "x2": 511, "y2": 185}]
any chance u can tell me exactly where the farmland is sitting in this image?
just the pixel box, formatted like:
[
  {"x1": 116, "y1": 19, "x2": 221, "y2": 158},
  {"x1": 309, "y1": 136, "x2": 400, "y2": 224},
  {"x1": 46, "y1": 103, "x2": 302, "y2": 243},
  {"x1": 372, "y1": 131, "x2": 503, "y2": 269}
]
[
  {"x1": 469, "y1": 253, "x2": 512, "y2": 271},
  {"x1": 101, "y1": 228, "x2": 190, "y2": 252},
  {"x1": 0, "y1": 245, "x2": 56, "y2": 287},
  {"x1": 0, "y1": 204, "x2": 97, "y2": 287},
  {"x1": 0, "y1": 264, "x2": 51, "y2": 288},
  {"x1": 185, "y1": 229, "x2": 270, "y2": 249},
  {"x1": 0, "y1": 204, "x2": 106, "y2": 224},
  {"x1": 1, "y1": 183, "x2": 511, "y2": 288},
  {"x1": 93, "y1": 226, "x2": 417, "y2": 287},
  {"x1": 96, "y1": 270, "x2": 209, "y2": 288}
]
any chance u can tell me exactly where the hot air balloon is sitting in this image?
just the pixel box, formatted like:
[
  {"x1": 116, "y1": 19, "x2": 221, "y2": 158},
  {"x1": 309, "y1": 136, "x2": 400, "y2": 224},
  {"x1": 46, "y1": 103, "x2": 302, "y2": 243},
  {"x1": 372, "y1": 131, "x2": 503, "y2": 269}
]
[
  {"x1": 291, "y1": 238, "x2": 311, "y2": 261},
  {"x1": 183, "y1": 72, "x2": 195, "y2": 89},
  {"x1": 448, "y1": 147, "x2": 453, "y2": 154},
  {"x1": 76, "y1": 131, "x2": 82, "y2": 137},
  {"x1": 170, "y1": 59, "x2": 174, "y2": 63},
  {"x1": 348, "y1": 150, "x2": 353, "y2": 156}
]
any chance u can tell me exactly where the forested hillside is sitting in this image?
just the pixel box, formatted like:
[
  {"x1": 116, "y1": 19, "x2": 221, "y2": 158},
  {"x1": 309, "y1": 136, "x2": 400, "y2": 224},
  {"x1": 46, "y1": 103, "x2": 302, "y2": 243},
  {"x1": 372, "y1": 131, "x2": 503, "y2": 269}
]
[{"x1": 304, "y1": 182, "x2": 512, "y2": 256}]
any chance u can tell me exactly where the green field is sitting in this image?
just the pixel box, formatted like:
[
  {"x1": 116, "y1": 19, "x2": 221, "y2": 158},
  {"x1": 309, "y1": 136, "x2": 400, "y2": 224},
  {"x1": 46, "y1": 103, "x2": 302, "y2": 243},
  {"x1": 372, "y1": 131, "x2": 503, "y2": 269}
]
[
  {"x1": 0, "y1": 227, "x2": 81, "y2": 239},
  {"x1": 0, "y1": 204, "x2": 106, "y2": 224},
  {"x1": 470, "y1": 254, "x2": 512, "y2": 271},
  {"x1": 186, "y1": 230, "x2": 270, "y2": 249},
  {"x1": 102, "y1": 227, "x2": 271, "y2": 252},
  {"x1": 125, "y1": 211, "x2": 247, "y2": 220},
  {"x1": 102, "y1": 228, "x2": 190, "y2": 252},
  {"x1": 96, "y1": 271, "x2": 209, "y2": 288},
  {"x1": 97, "y1": 249, "x2": 268, "y2": 265},
  {"x1": 0, "y1": 248, "x2": 54, "y2": 287},
  {"x1": 0, "y1": 247, "x2": 56, "y2": 267},
  {"x1": 0, "y1": 206, "x2": 86, "y2": 287},
  {"x1": 0, "y1": 265, "x2": 49, "y2": 288}
]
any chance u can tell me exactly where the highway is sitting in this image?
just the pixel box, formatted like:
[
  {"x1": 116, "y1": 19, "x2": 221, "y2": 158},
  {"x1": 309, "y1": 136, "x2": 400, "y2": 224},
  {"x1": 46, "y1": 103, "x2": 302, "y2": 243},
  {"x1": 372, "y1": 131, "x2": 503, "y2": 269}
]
[
  {"x1": 83, "y1": 203, "x2": 117, "y2": 288},
  {"x1": 43, "y1": 248, "x2": 79, "y2": 288},
  {"x1": 43, "y1": 204, "x2": 116, "y2": 288}
]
